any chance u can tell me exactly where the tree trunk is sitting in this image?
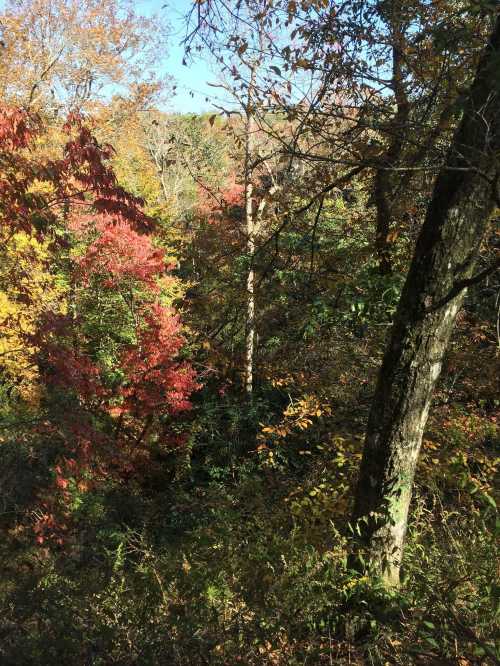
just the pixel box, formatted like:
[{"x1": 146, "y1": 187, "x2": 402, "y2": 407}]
[
  {"x1": 373, "y1": 2, "x2": 410, "y2": 275},
  {"x1": 245, "y1": 177, "x2": 255, "y2": 397},
  {"x1": 244, "y1": 70, "x2": 256, "y2": 397},
  {"x1": 352, "y1": 13, "x2": 500, "y2": 587}
]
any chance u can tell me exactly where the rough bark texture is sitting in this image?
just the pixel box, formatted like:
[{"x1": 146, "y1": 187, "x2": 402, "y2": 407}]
[{"x1": 352, "y1": 14, "x2": 500, "y2": 586}]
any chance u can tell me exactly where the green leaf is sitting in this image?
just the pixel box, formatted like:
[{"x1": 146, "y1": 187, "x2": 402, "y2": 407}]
[{"x1": 482, "y1": 492, "x2": 497, "y2": 510}]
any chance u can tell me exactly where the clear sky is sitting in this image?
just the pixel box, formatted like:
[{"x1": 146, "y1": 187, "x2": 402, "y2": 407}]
[{"x1": 138, "y1": 0, "x2": 221, "y2": 114}]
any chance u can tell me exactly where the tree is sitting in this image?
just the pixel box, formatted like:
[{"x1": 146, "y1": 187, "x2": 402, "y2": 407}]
[
  {"x1": 185, "y1": 0, "x2": 319, "y2": 395},
  {"x1": 141, "y1": 111, "x2": 228, "y2": 219},
  {"x1": 0, "y1": 0, "x2": 169, "y2": 113},
  {"x1": 0, "y1": 104, "x2": 199, "y2": 543},
  {"x1": 198, "y1": 0, "x2": 489, "y2": 277},
  {"x1": 352, "y1": 12, "x2": 500, "y2": 586},
  {"x1": 184, "y1": 2, "x2": 496, "y2": 398}
]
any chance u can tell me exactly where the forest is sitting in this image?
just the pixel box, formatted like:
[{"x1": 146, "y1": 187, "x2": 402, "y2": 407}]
[{"x1": 0, "y1": 0, "x2": 499, "y2": 663}]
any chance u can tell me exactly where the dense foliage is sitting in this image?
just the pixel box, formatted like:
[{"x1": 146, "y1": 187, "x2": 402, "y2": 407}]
[{"x1": 0, "y1": 1, "x2": 498, "y2": 664}]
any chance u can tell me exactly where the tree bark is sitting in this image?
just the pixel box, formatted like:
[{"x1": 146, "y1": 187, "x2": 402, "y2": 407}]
[
  {"x1": 245, "y1": 173, "x2": 255, "y2": 397},
  {"x1": 352, "y1": 13, "x2": 500, "y2": 586},
  {"x1": 245, "y1": 68, "x2": 257, "y2": 397}
]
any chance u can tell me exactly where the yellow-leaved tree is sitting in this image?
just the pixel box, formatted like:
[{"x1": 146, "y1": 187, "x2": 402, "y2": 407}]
[{"x1": 0, "y1": 229, "x2": 66, "y2": 405}]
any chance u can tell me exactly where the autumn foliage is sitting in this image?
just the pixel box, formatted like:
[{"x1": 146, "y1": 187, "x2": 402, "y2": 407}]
[
  {"x1": 0, "y1": 104, "x2": 198, "y2": 543},
  {"x1": 0, "y1": 2, "x2": 499, "y2": 660}
]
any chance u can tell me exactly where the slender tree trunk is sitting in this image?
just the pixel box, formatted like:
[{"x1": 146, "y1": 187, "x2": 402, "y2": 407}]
[
  {"x1": 245, "y1": 176, "x2": 255, "y2": 397},
  {"x1": 374, "y1": 169, "x2": 394, "y2": 275},
  {"x1": 244, "y1": 69, "x2": 256, "y2": 397},
  {"x1": 352, "y1": 14, "x2": 500, "y2": 587},
  {"x1": 374, "y1": 3, "x2": 410, "y2": 275}
]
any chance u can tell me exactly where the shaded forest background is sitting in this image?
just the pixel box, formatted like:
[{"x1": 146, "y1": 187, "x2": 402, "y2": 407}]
[{"x1": 0, "y1": 0, "x2": 498, "y2": 664}]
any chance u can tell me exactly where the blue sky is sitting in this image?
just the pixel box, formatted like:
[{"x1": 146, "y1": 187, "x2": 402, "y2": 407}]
[{"x1": 138, "y1": 0, "x2": 220, "y2": 114}]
